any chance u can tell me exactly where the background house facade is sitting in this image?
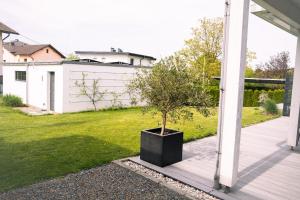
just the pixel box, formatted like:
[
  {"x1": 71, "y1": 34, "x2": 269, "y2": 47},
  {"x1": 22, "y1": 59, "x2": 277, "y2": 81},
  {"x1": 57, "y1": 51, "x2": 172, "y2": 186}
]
[
  {"x1": 75, "y1": 48, "x2": 156, "y2": 67},
  {"x1": 3, "y1": 40, "x2": 65, "y2": 63}
]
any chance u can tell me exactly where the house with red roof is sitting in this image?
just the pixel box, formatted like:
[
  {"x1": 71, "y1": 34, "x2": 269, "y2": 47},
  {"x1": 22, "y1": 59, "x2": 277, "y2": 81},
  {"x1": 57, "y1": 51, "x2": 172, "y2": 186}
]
[{"x1": 3, "y1": 39, "x2": 65, "y2": 63}]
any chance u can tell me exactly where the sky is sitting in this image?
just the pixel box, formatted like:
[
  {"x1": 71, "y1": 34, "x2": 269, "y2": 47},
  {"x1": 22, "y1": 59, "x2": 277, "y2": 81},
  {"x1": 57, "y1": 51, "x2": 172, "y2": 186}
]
[{"x1": 0, "y1": 0, "x2": 297, "y2": 66}]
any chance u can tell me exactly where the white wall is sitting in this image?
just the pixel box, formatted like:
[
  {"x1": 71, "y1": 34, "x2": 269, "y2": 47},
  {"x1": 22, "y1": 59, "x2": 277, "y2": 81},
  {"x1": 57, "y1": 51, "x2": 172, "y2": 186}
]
[
  {"x1": 76, "y1": 53, "x2": 154, "y2": 66},
  {"x1": 3, "y1": 62, "x2": 145, "y2": 113},
  {"x1": 26, "y1": 65, "x2": 64, "y2": 113},
  {"x1": 3, "y1": 49, "x2": 19, "y2": 63},
  {"x1": 62, "y1": 63, "x2": 142, "y2": 113},
  {"x1": 3, "y1": 65, "x2": 27, "y2": 103},
  {"x1": 3, "y1": 64, "x2": 64, "y2": 113}
]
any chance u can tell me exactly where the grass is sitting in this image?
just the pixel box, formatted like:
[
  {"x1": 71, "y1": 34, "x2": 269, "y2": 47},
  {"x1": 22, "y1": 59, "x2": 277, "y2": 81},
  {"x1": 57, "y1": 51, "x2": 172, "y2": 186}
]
[{"x1": 0, "y1": 100, "x2": 279, "y2": 192}]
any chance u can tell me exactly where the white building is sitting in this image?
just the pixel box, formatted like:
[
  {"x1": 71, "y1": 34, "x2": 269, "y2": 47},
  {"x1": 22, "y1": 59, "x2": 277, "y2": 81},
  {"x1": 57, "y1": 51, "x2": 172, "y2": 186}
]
[
  {"x1": 75, "y1": 48, "x2": 156, "y2": 67},
  {"x1": 3, "y1": 61, "x2": 144, "y2": 113}
]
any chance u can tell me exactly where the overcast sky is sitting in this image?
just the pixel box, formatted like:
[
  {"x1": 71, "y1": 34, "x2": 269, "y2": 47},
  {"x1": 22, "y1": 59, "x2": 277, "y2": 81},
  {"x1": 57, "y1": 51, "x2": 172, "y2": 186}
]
[{"x1": 0, "y1": 0, "x2": 297, "y2": 66}]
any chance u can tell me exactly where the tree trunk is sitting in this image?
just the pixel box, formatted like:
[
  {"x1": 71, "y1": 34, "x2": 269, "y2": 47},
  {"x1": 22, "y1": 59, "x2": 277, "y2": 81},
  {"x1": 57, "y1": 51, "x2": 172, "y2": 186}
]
[
  {"x1": 92, "y1": 101, "x2": 97, "y2": 111},
  {"x1": 161, "y1": 112, "x2": 167, "y2": 136}
]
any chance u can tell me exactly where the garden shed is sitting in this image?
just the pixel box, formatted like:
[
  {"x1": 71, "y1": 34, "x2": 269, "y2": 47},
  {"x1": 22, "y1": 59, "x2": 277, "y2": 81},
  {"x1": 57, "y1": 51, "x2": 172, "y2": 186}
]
[{"x1": 3, "y1": 61, "x2": 142, "y2": 113}]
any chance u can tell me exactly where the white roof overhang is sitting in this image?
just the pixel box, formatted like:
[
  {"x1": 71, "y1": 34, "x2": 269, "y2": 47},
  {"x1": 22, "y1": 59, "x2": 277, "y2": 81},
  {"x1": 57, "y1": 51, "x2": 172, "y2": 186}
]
[{"x1": 251, "y1": 0, "x2": 300, "y2": 36}]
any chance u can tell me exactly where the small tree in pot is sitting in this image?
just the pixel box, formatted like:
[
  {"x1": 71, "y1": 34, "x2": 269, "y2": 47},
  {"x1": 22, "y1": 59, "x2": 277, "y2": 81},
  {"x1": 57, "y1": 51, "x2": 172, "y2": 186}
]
[{"x1": 128, "y1": 55, "x2": 211, "y2": 167}]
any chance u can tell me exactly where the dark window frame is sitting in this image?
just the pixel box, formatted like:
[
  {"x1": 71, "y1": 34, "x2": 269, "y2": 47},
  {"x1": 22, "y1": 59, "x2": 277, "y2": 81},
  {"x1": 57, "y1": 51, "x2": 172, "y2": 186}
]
[{"x1": 15, "y1": 71, "x2": 26, "y2": 81}]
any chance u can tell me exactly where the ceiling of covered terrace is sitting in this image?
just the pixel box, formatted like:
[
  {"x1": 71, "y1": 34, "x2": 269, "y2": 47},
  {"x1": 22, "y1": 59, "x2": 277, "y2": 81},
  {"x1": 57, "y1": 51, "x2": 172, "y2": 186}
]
[{"x1": 251, "y1": 0, "x2": 300, "y2": 36}]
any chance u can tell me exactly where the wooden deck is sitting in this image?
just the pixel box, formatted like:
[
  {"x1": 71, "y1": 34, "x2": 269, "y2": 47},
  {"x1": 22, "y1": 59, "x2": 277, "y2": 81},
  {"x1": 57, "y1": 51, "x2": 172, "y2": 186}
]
[{"x1": 130, "y1": 117, "x2": 300, "y2": 200}]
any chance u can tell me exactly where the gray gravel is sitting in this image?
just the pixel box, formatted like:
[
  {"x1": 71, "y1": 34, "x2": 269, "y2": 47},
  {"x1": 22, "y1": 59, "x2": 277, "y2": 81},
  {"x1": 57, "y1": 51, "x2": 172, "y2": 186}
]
[
  {"x1": 123, "y1": 161, "x2": 218, "y2": 200},
  {"x1": 0, "y1": 163, "x2": 190, "y2": 200}
]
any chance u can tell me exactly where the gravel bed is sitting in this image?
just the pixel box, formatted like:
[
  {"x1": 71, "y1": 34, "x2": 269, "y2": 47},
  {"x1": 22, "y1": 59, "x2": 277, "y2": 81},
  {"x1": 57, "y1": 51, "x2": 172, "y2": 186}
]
[
  {"x1": 123, "y1": 161, "x2": 218, "y2": 200},
  {"x1": 0, "y1": 163, "x2": 190, "y2": 200}
]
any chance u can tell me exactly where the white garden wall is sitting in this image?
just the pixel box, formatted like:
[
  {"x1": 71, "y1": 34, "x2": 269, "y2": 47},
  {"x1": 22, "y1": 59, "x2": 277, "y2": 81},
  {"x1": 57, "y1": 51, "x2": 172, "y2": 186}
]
[{"x1": 62, "y1": 63, "x2": 140, "y2": 113}]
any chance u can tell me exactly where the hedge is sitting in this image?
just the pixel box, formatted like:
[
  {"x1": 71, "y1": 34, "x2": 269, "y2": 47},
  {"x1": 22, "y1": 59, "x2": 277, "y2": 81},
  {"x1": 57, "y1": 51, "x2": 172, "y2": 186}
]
[{"x1": 208, "y1": 88, "x2": 285, "y2": 107}]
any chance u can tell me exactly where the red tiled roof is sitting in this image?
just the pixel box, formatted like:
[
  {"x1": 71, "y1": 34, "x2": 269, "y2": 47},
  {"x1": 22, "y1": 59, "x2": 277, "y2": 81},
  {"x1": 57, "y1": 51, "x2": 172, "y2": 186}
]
[{"x1": 3, "y1": 40, "x2": 65, "y2": 58}]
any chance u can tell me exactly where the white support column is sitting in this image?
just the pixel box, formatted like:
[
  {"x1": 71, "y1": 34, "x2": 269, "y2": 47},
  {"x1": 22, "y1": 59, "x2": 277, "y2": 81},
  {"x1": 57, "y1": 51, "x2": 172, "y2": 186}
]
[
  {"x1": 218, "y1": 0, "x2": 250, "y2": 188},
  {"x1": 288, "y1": 37, "x2": 300, "y2": 147}
]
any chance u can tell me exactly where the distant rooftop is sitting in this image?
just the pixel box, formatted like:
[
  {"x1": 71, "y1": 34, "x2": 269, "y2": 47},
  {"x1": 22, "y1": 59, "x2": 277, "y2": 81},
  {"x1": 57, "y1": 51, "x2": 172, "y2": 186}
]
[
  {"x1": 4, "y1": 39, "x2": 65, "y2": 58},
  {"x1": 75, "y1": 48, "x2": 156, "y2": 61},
  {"x1": 0, "y1": 21, "x2": 18, "y2": 34}
]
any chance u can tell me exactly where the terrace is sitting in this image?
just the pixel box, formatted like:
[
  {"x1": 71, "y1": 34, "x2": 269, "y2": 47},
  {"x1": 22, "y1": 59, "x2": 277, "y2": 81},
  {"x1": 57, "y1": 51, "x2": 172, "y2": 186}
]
[
  {"x1": 129, "y1": 0, "x2": 300, "y2": 199},
  {"x1": 131, "y1": 117, "x2": 300, "y2": 200}
]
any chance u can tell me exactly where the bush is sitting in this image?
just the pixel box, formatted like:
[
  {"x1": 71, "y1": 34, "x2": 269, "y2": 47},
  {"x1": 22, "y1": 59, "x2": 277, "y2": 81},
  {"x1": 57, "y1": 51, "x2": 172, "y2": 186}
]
[
  {"x1": 243, "y1": 90, "x2": 253, "y2": 106},
  {"x1": 263, "y1": 99, "x2": 278, "y2": 115},
  {"x1": 252, "y1": 90, "x2": 261, "y2": 107},
  {"x1": 2, "y1": 94, "x2": 23, "y2": 107}
]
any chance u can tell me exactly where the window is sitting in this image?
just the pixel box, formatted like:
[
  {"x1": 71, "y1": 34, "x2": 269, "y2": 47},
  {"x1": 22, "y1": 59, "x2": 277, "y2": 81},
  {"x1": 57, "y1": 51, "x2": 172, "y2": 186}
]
[
  {"x1": 24, "y1": 58, "x2": 27, "y2": 62},
  {"x1": 15, "y1": 71, "x2": 26, "y2": 81},
  {"x1": 46, "y1": 49, "x2": 49, "y2": 53},
  {"x1": 130, "y1": 58, "x2": 134, "y2": 65}
]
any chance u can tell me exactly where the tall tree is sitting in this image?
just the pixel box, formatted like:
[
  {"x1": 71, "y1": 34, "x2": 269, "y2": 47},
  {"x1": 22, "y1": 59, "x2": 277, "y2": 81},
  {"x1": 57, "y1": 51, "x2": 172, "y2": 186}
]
[
  {"x1": 180, "y1": 17, "x2": 257, "y2": 80},
  {"x1": 245, "y1": 50, "x2": 257, "y2": 78},
  {"x1": 180, "y1": 18, "x2": 223, "y2": 80},
  {"x1": 255, "y1": 51, "x2": 290, "y2": 79}
]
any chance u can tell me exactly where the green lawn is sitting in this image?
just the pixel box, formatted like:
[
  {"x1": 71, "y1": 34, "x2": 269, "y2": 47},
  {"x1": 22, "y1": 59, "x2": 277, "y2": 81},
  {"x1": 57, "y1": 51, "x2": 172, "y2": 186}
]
[{"x1": 0, "y1": 102, "x2": 279, "y2": 192}]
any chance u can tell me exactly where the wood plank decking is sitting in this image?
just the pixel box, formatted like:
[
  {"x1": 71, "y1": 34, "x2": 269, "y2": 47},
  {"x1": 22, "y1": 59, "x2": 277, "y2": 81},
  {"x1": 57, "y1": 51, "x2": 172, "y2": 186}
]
[{"x1": 130, "y1": 117, "x2": 300, "y2": 200}]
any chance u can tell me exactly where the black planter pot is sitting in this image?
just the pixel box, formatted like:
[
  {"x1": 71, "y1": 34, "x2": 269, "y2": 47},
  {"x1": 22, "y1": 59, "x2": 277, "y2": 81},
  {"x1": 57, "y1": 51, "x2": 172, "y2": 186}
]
[{"x1": 140, "y1": 128, "x2": 183, "y2": 167}]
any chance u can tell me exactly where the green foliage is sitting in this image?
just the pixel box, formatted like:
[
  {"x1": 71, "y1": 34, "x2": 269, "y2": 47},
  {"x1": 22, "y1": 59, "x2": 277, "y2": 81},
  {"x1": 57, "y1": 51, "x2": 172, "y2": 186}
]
[
  {"x1": 243, "y1": 90, "x2": 253, "y2": 107},
  {"x1": 252, "y1": 90, "x2": 260, "y2": 107},
  {"x1": 245, "y1": 67, "x2": 255, "y2": 78},
  {"x1": 178, "y1": 18, "x2": 257, "y2": 81},
  {"x1": 254, "y1": 51, "x2": 290, "y2": 78},
  {"x1": 207, "y1": 86, "x2": 219, "y2": 106},
  {"x1": 2, "y1": 94, "x2": 23, "y2": 107},
  {"x1": 208, "y1": 88, "x2": 284, "y2": 107},
  {"x1": 258, "y1": 91, "x2": 269, "y2": 105},
  {"x1": 263, "y1": 99, "x2": 279, "y2": 115},
  {"x1": 128, "y1": 55, "x2": 212, "y2": 135},
  {"x1": 179, "y1": 18, "x2": 223, "y2": 79},
  {"x1": 244, "y1": 83, "x2": 284, "y2": 90},
  {"x1": 272, "y1": 89, "x2": 285, "y2": 103},
  {"x1": 66, "y1": 53, "x2": 79, "y2": 61}
]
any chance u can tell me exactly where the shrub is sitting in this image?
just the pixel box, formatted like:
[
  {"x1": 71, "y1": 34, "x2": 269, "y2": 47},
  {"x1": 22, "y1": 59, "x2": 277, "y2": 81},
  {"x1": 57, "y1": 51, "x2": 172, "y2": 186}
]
[
  {"x1": 272, "y1": 89, "x2": 285, "y2": 103},
  {"x1": 208, "y1": 87, "x2": 219, "y2": 106},
  {"x1": 2, "y1": 94, "x2": 23, "y2": 107},
  {"x1": 253, "y1": 90, "x2": 261, "y2": 107},
  {"x1": 263, "y1": 99, "x2": 278, "y2": 115},
  {"x1": 243, "y1": 90, "x2": 253, "y2": 107},
  {"x1": 258, "y1": 91, "x2": 268, "y2": 105}
]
